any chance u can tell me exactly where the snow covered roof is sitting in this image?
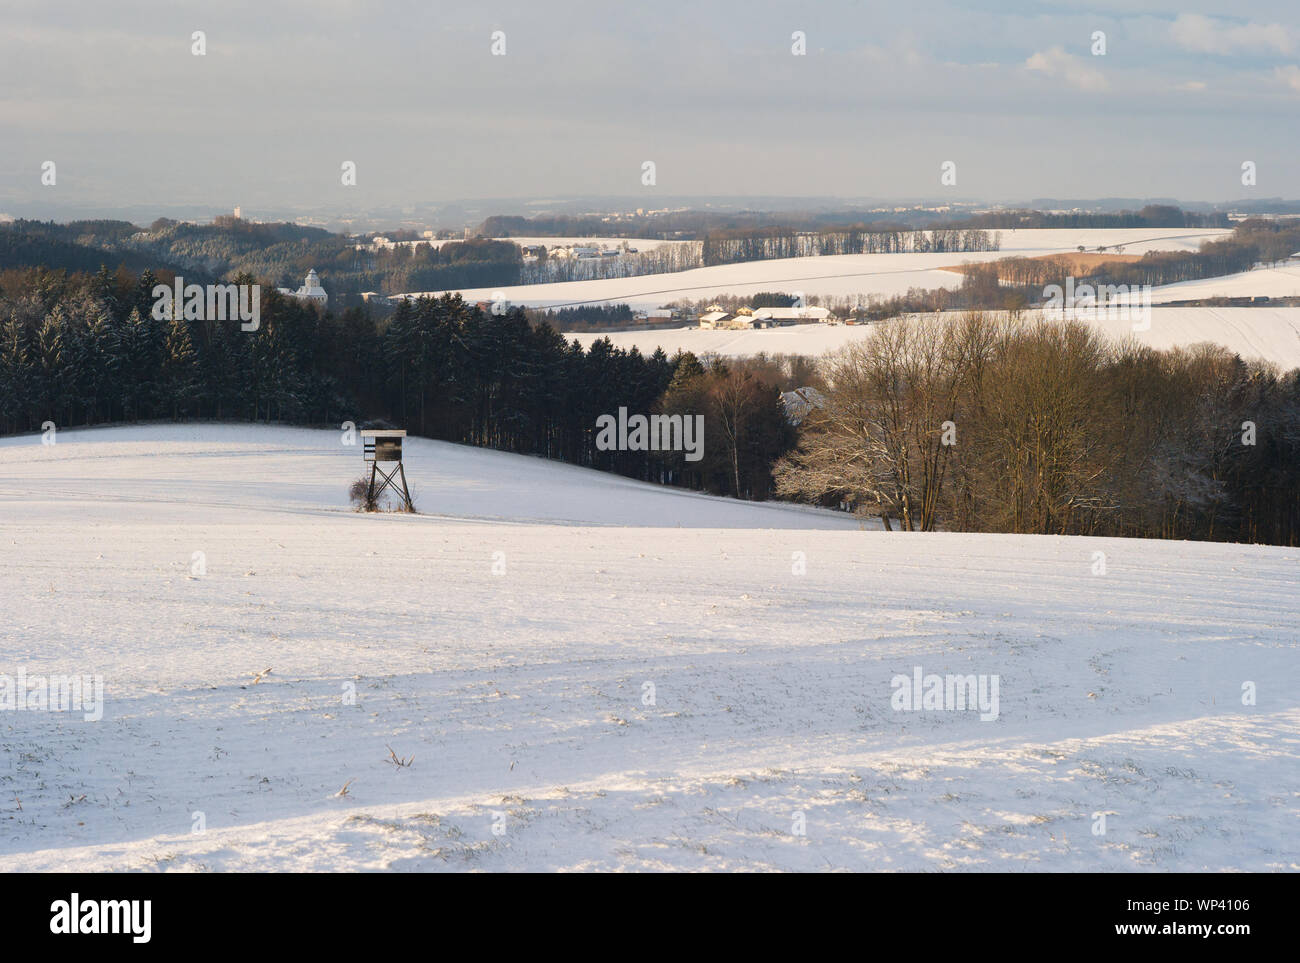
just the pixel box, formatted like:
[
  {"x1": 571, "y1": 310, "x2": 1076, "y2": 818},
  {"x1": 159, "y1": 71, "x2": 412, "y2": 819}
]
[
  {"x1": 753, "y1": 306, "x2": 833, "y2": 320},
  {"x1": 780, "y1": 386, "x2": 827, "y2": 424}
]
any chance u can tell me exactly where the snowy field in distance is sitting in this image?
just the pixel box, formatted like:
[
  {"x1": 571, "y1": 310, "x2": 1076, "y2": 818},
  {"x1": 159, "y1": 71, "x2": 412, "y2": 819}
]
[
  {"x1": 1141, "y1": 261, "x2": 1300, "y2": 304},
  {"x1": 401, "y1": 229, "x2": 1232, "y2": 310},
  {"x1": 1, "y1": 425, "x2": 1296, "y2": 872},
  {"x1": 565, "y1": 307, "x2": 1300, "y2": 371},
  {"x1": 986, "y1": 228, "x2": 1231, "y2": 255}
]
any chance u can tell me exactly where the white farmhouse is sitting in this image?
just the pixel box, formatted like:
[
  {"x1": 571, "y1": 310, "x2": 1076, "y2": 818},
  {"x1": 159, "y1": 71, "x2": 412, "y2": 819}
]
[{"x1": 751, "y1": 306, "x2": 836, "y2": 324}]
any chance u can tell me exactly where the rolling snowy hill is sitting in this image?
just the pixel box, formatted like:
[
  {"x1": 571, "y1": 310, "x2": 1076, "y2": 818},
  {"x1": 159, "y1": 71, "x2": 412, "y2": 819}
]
[
  {"x1": 1, "y1": 425, "x2": 1296, "y2": 871},
  {"x1": 1142, "y1": 261, "x2": 1300, "y2": 304},
  {"x1": 0, "y1": 424, "x2": 860, "y2": 530},
  {"x1": 400, "y1": 229, "x2": 1232, "y2": 310}
]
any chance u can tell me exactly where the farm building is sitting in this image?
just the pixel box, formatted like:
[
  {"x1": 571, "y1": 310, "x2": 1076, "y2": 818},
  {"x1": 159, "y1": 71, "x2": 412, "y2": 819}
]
[{"x1": 751, "y1": 306, "x2": 837, "y2": 324}]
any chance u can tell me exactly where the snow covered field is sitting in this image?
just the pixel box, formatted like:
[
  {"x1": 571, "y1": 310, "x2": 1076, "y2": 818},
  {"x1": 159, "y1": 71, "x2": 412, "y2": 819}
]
[
  {"x1": 428, "y1": 251, "x2": 988, "y2": 308},
  {"x1": 1142, "y1": 261, "x2": 1300, "y2": 304},
  {"x1": 567, "y1": 307, "x2": 1300, "y2": 371},
  {"x1": 403, "y1": 229, "x2": 1231, "y2": 310},
  {"x1": 2, "y1": 425, "x2": 1296, "y2": 872},
  {"x1": 984, "y1": 228, "x2": 1231, "y2": 255}
]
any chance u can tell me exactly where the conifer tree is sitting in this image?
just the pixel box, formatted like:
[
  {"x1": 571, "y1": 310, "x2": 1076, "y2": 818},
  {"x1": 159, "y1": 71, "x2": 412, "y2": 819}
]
[
  {"x1": 81, "y1": 304, "x2": 121, "y2": 424},
  {"x1": 0, "y1": 317, "x2": 33, "y2": 434},
  {"x1": 161, "y1": 314, "x2": 199, "y2": 419},
  {"x1": 119, "y1": 306, "x2": 151, "y2": 420}
]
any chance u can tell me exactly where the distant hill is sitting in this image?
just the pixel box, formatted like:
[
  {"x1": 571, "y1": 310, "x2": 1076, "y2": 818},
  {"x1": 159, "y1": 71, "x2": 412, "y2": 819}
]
[
  {"x1": 0, "y1": 217, "x2": 521, "y2": 302},
  {"x1": 0, "y1": 219, "x2": 185, "y2": 278}
]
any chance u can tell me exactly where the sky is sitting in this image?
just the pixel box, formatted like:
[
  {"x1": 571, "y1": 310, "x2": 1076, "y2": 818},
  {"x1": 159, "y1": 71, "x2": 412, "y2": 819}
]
[{"x1": 1, "y1": 0, "x2": 1298, "y2": 219}]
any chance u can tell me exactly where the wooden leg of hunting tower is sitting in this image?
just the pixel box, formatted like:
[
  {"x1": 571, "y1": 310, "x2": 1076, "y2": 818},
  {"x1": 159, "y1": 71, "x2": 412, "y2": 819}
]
[
  {"x1": 398, "y1": 463, "x2": 413, "y2": 511},
  {"x1": 366, "y1": 462, "x2": 378, "y2": 510}
]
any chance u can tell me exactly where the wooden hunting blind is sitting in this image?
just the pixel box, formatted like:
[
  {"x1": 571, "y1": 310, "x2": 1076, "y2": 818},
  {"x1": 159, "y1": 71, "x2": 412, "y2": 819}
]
[{"x1": 360, "y1": 429, "x2": 413, "y2": 511}]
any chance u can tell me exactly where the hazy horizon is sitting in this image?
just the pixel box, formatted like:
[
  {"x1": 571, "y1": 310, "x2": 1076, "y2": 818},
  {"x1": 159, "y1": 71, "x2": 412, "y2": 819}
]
[{"x1": 3, "y1": 1, "x2": 1298, "y2": 219}]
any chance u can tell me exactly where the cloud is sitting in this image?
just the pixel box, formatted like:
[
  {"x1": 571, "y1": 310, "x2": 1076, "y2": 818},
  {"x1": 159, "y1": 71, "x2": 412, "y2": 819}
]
[
  {"x1": 1025, "y1": 47, "x2": 1109, "y2": 92},
  {"x1": 1170, "y1": 14, "x2": 1293, "y2": 55},
  {"x1": 1276, "y1": 65, "x2": 1300, "y2": 93}
]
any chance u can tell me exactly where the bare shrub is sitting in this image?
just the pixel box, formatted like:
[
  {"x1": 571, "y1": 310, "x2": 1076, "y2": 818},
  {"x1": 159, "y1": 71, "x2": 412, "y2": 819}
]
[{"x1": 348, "y1": 474, "x2": 377, "y2": 511}]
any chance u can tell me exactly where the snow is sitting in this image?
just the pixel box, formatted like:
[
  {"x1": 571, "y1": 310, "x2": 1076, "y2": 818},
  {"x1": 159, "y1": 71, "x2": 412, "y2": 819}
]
[
  {"x1": 420, "y1": 253, "x2": 980, "y2": 309},
  {"x1": 428, "y1": 236, "x2": 688, "y2": 252},
  {"x1": 0, "y1": 424, "x2": 858, "y2": 530},
  {"x1": 565, "y1": 308, "x2": 1300, "y2": 371},
  {"x1": 2, "y1": 424, "x2": 1296, "y2": 871},
  {"x1": 400, "y1": 229, "x2": 1232, "y2": 310},
  {"x1": 989, "y1": 228, "x2": 1231, "y2": 254},
  {"x1": 1142, "y1": 261, "x2": 1300, "y2": 304}
]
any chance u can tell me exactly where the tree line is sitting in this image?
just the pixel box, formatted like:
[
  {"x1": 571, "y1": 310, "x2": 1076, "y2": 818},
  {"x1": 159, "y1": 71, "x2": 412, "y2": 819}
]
[
  {"x1": 701, "y1": 228, "x2": 1000, "y2": 266},
  {"x1": 775, "y1": 312, "x2": 1300, "y2": 545},
  {"x1": 946, "y1": 204, "x2": 1229, "y2": 231}
]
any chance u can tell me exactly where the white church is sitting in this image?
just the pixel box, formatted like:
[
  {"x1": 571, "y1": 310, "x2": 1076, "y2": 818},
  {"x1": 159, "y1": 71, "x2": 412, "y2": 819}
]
[{"x1": 278, "y1": 269, "x2": 328, "y2": 307}]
